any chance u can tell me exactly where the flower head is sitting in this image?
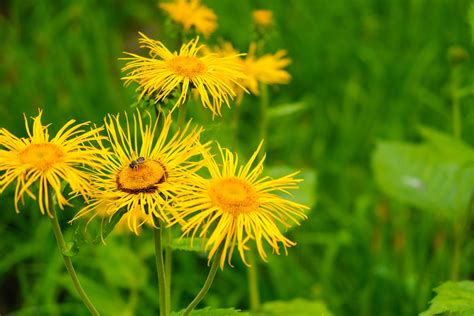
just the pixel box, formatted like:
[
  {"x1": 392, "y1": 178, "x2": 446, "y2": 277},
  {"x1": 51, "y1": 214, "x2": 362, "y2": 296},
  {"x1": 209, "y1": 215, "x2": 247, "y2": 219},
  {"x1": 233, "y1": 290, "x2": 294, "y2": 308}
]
[
  {"x1": 72, "y1": 111, "x2": 207, "y2": 234},
  {"x1": 173, "y1": 142, "x2": 308, "y2": 268},
  {"x1": 122, "y1": 33, "x2": 246, "y2": 116},
  {"x1": 159, "y1": 0, "x2": 217, "y2": 38},
  {"x1": 252, "y1": 10, "x2": 273, "y2": 28},
  {"x1": 0, "y1": 110, "x2": 104, "y2": 216},
  {"x1": 242, "y1": 43, "x2": 292, "y2": 95}
]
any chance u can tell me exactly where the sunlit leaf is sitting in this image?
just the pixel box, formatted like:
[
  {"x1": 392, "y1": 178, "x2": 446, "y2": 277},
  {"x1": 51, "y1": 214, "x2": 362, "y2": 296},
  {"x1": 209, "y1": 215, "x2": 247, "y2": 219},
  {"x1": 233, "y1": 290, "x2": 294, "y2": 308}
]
[
  {"x1": 372, "y1": 127, "x2": 474, "y2": 219},
  {"x1": 258, "y1": 298, "x2": 333, "y2": 316},
  {"x1": 420, "y1": 281, "x2": 474, "y2": 316},
  {"x1": 264, "y1": 166, "x2": 317, "y2": 208},
  {"x1": 171, "y1": 307, "x2": 249, "y2": 316}
]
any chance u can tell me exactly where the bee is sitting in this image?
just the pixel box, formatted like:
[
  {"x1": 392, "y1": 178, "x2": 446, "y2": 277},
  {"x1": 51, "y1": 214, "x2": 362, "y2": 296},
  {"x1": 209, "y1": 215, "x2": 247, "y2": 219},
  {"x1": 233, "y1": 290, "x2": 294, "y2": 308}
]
[{"x1": 129, "y1": 156, "x2": 145, "y2": 170}]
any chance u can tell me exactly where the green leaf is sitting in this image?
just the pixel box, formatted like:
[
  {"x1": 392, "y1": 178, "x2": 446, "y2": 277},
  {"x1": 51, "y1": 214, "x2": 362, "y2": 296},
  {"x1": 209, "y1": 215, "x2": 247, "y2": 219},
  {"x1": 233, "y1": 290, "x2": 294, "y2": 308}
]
[
  {"x1": 94, "y1": 207, "x2": 129, "y2": 243},
  {"x1": 258, "y1": 298, "x2": 333, "y2": 316},
  {"x1": 268, "y1": 100, "x2": 310, "y2": 118},
  {"x1": 420, "y1": 281, "x2": 474, "y2": 316},
  {"x1": 372, "y1": 128, "x2": 474, "y2": 219},
  {"x1": 169, "y1": 237, "x2": 209, "y2": 252},
  {"x1": 264, "y1": 166, "x2": 317, "y2": 208},
  {"x1": 171, "y1": 307, "x2": 249, "y2": 316},
  {"x1": 97, "y1": 239, "x2": 148, "y2": 289}
]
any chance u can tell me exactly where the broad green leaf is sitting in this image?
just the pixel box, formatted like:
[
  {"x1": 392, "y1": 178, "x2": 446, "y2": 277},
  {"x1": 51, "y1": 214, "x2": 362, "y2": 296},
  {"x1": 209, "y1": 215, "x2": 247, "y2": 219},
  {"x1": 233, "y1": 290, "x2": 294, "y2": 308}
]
[
  {"x1": 258, "y1": 298, "x2": 333, "y2": 316},
  {"x1": 420, "y1": 281, "x2": 474, "y2": 316},
  {"x1": 65, "y1": 208, "x2": 128, "y2": 256},
  {"x1": 172, "y1": 307, "x2": 249, "y2": 316},
  {"x1": 169, "y1": 237, "x2": 209, "y2": 252},
  {"x1": 264, "y1": 166, "x2": 317, "y2": 208},
  {"x1": 372, "y1": 128, "x2": 474, "y2": 219}
]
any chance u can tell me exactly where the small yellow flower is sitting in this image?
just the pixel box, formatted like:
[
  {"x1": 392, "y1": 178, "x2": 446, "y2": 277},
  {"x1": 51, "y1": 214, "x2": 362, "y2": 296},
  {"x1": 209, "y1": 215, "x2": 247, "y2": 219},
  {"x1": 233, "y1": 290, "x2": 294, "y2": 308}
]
[
  {"x1": 72, "y1": 111, "x2": 208, "y2": 234},
  {"x1": 205, "y1": 42, "x2": 291, "y2": 99},
  {"x1": 122, "y1": 33, "x2": 246, "y2": 116},
  {"x1": 0, "y1": 110, "x2": 104, "y2": 216},
  {"x1": 252, "y1": 10, "x2": 273, "y2": 28},
  {"x1": 242, "y1": 43, "x2": 292, "y2": 95},
  {"x1": 159, "y1": 0, "x2": 217, "y2": 38},
  {"x1": 173, "y1": 142, "x2": 308, "y2": 268}
]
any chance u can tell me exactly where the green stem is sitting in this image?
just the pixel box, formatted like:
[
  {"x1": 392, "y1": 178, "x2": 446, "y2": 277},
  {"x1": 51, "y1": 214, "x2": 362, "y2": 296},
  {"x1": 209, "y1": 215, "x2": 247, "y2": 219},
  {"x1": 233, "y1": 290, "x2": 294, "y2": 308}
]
[
  {"x1": 245, "y1": 81, "x2": 269, "y2": 312},
  {"x1": 232, "y1": 103, "x2": 241, "y2": 150},
  {"x1": 177, "y1": 96, "x2": 188, "y2": 128},
  {"x1": 48, "y1": 201, "x2": 99, "y2": 316},
  {"x1": 247, "y1": 250, "x2": 261, "y2": 312},
  {"x1": 449, "y1": 66, "x2": 463, "y2": 280},
  {"x1": 451, "y1": 68, "x2": 462, "y2": 139},
  {"x1": 154, "y1": 222, "x2": 168, "y2": 316},
  {"x1": 183, "y1": 247, "x2": 223, "y2": 316},
  {"x1": 162, "y1": 222, "x2": 172, "y2": 315},
  {"x1": 258, "y1": 82, "x2": 269, "y2": 158},
  {"x1": 452, "y1": 97, "x2": 461, "y2": 139}
]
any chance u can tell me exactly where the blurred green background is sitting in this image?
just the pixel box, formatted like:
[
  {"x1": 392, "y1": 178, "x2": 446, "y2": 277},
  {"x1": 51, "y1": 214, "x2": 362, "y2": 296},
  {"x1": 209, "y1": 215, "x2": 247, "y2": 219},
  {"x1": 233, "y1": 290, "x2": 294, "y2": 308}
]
[{"x1": 1, "y1": 0, "x2": 474, "y2": 315}]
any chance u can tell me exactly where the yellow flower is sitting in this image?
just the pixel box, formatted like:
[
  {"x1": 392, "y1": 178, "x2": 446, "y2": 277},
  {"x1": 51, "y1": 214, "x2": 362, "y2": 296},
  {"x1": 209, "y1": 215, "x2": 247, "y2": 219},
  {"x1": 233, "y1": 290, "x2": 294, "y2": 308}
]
[
  {"x1": 205, "y1": 42, "x2": 291, "y2": 99},
  {"x1": 159, "y1": 0, "x2": 217, "y2": 38},
  {"x1": 242, "y1": 43, "x2": 292, "y2": 95},
  {"x1": 72, "y1": 111, "x2": 207, "y2": 234},
  {"x1": 252, "y1": 10, "x2": 273, "y2": 28},
  {"x1": 173, "y1": 142, "x2": 308, "y2": 268},
  {"x1": 0, "y1": 110, "x2": 104, "y2": 216},
  {"x1": 122, "y1": 33, "x2": 246, "y2": 116}
]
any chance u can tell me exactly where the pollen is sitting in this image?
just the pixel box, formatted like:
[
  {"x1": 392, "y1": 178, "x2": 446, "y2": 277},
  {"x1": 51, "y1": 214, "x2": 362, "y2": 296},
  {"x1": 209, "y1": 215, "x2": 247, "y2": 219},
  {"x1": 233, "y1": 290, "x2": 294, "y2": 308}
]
[
  {"x1": 167, "y1": 56, "x2": 207, "y2": 79},
  {"x1": 208, "y1": 177, "x2": 258, "y2": 215},
  {"x1": 116, "y1": 160, "x2": 167, "y2": 194},
  {"x1": 19, "y1": 143, "x2": 64, "y2": 171}
]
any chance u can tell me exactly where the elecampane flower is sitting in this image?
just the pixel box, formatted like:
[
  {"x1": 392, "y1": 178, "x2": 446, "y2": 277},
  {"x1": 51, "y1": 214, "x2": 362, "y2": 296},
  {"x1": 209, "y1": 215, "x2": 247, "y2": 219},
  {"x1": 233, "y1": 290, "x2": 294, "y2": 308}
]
[
  {"x1": 159, "y1": 0, "x2": 217, "y2": 38},
  {"x1": 242, "y1": 43, "x2": 292, "y2": 95},
  {"x1": 252, "y1": 10, "x2": 273, "y2": 28},
  {"x1": 72, "y1": 111, "x2": 207, "y2": 234},
  {"x1": 173, "y1": 142, "x2": 308, "y2": 268},
  {"x1": 0, "y1": 110, "x2": 105, "y2": 216},
  {"x1": 122, "y1": 33, "x2": 246, "y2": 116}
]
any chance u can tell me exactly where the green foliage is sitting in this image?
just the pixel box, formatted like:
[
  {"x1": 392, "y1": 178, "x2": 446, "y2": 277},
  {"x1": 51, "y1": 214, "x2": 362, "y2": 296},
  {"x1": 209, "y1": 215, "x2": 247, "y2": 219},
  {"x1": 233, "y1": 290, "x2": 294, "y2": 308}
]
[
  {"x1": 420, "y1": 281, "x2": 474, "y2": 316},
  {"x1": 372, "y1": 127, "x2": 474, "y2": 220},
  {"x1": 265, "y1": 166, "x2": 317, "y2": 208},
  {"x1": 257, "y1": 299, "x2": 333, "y2": 316},
  {"x1": 171, "y1": 307, "x2": 249, "y2": 316},
  {"x1": 169, "y1": 238, "x2": 209, "y2": 252},
  {"x1": 1, "y1": 0, "x2": 474, "y2": 316}
]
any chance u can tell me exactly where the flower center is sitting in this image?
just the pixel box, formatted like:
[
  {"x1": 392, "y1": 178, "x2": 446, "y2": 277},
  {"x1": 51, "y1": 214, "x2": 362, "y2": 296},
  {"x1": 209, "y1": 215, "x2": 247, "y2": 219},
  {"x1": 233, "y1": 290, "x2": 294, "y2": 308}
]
[
  {"x1": 116, "y1": 160, "x2": 167, "y2": 194},
  {"x1": 167, "y1": 56, "x2": 206, "y2": 79},
  {"x1": 19, "y1": 143, "x2": 64, "y2": 171},
  {"x1": 208, "y1": 178, "x2": 258, "y2": 215}
]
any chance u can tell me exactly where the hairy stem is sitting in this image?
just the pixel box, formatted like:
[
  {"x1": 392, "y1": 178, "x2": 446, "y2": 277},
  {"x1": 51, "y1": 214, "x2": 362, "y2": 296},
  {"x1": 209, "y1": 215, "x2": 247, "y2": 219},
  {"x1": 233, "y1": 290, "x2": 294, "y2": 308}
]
[
  {"x1": 48, "y1": 197, "x2": 99, "y2": 316},
  {"x1": 154, "y1": 222, "x2": 168, "y2": 316}
]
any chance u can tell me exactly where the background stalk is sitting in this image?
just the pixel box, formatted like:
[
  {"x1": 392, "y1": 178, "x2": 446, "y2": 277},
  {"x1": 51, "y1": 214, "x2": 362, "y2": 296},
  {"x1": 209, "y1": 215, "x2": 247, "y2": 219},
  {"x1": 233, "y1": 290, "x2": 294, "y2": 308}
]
[{"x1": 48, "y1": 195, "x2": 99, "y2": 316}]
